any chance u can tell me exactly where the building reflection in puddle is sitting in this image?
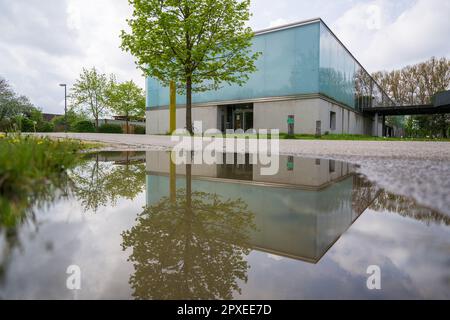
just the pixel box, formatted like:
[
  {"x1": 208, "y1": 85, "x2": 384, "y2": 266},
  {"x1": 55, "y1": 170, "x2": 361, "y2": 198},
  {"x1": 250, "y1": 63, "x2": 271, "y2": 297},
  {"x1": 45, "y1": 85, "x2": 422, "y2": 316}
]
[
  {"x1": 0, "y1": 151, "x2": 448, "y2": 299},
  {"x1": 121, "y1": 151, "x2": 380, "y2": 298}
]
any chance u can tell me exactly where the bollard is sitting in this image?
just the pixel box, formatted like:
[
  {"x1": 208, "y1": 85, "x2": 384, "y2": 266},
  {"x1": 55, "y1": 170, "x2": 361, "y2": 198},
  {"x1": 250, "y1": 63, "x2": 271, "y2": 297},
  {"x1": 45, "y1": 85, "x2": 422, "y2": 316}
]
[{"x1": 315, "y1": 121, "x2": 321, "y2": 138}]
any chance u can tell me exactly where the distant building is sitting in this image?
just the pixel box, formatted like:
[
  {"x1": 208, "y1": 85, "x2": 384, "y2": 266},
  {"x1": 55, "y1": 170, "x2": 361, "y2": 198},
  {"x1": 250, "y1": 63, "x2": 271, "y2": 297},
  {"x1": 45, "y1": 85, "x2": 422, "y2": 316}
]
[
  {"x1": 146, "y1": 18, "x2": 394, "y2": 136},
  {"x1": 112, "y1": 115, "x2": 145, "y2": 123},
  {"x1": 42, "y1": 113, "x2": 62, "y2": 122}
]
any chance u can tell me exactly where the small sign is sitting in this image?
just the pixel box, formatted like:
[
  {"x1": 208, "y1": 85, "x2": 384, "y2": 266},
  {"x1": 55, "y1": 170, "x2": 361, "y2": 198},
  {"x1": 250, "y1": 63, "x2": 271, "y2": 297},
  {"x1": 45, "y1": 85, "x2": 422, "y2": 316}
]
[
  {"x1": 287, "y1": 115, "x2": 295, "y2": 136},
  {"x1": 287, "y1": 115, "x2": 295, "y2": 125},
  {"x1": 287, "y1": 156, "x2": 294, "y2": 171}
]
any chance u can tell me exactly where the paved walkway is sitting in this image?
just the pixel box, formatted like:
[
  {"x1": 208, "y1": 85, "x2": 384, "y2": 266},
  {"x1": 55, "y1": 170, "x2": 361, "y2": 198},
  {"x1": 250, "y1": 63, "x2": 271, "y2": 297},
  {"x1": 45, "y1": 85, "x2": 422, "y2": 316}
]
[
  {"x1": 37, "y1": 132, "x2": 450, "y2": 160},
  {"x1": 36, "y1": 132, "x2": 450, "y2": 215}
]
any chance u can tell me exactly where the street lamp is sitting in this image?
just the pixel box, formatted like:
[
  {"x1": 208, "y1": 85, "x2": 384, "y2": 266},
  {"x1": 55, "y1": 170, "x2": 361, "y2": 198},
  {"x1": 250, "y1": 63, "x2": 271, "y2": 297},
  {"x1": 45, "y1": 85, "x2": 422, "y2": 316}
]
[{"x1": 59, "y1": 84, "x2": 67, "y2": 132}]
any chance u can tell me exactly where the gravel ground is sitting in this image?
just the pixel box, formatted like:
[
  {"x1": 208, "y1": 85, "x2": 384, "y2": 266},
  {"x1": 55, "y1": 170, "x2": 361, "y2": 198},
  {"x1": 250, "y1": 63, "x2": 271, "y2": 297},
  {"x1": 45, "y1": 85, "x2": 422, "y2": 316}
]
[{"x1": 36, "y1": 133, "x2": 450, "y2": 215}]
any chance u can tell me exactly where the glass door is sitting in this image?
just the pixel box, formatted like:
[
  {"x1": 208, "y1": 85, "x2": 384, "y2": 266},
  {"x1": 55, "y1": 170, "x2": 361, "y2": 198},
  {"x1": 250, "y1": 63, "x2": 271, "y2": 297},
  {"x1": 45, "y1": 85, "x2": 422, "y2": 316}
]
[{"x1": 234, "y1": 112, "x2": 243, "y2": 130}]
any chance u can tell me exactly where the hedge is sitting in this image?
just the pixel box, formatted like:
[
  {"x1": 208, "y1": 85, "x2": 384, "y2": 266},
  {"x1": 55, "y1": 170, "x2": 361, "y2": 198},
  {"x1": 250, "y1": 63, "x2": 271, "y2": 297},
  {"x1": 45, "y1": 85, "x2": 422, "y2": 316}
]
[
  {"x1": 98, "y1": 123, "x2": 123, "y2": 134},
  {"x1": 73, "y1": 120, "x2": 96, "y2": 133},
  {"x1": 134, "y1": 126, "x2": 145, "y2": 135}
]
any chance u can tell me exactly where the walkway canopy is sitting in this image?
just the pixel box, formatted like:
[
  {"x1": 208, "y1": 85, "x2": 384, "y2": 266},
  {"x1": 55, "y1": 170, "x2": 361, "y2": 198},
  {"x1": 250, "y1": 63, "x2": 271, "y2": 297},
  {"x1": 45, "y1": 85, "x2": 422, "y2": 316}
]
[{"x1": 363, "y1": 91, "x2": 450, "y2": 116}]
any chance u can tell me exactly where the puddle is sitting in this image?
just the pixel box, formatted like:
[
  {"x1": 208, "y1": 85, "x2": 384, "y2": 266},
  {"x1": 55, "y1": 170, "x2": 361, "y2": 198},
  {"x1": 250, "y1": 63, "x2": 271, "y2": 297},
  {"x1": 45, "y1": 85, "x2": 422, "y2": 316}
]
[{"x1": 0, "y1": 151, "x2": 449, "y2": 299}]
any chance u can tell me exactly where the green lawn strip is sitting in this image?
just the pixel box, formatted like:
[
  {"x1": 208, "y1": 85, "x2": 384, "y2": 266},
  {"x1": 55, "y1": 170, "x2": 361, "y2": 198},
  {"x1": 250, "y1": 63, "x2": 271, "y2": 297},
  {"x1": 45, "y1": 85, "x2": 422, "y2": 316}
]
[{"x1": 163, "y1": 132, "x2": 449, "y2": 141}]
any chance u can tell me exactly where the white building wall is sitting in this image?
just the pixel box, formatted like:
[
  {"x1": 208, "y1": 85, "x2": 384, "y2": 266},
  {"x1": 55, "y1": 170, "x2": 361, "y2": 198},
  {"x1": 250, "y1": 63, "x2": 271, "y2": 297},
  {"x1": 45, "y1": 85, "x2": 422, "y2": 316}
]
[
  {"x1": 147, "y1": 106, "x2": 218, "y2": 134},
  {"x1": 316, "y1": 99, "x2": 369, "y2": 135},
  {"x1": 146, "y1": 98, "x2": 380, "y2": 136},
  {"x1": 254, "y1": 99, "x2": 321, "y2": 134}
]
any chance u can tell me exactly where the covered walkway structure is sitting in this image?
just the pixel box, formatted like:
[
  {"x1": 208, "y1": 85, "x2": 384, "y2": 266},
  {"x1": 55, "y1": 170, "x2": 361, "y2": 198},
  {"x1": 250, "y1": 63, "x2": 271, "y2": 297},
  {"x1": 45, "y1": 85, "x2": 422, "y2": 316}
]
[{"x1": 362, "y1": 91, "x2": 450, "y2": 136}]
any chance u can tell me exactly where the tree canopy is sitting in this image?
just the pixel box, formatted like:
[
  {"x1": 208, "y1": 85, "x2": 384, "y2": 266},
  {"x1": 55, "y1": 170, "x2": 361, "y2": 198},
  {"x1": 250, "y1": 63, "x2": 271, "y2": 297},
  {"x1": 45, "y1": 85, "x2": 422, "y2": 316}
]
[
  {"x1": 106, "y1": 80, "x2": 145, "y2": 133},
  {"x1": 0, "y1": 77, "x2": 35, "y2": 130},
  {"x1": 372, "y1": 57, "x2": 450, "y2": 137},
  {"x1": 70, "y1": 67, "x2": 115, "y2": 129},
  {"x1": 121, "y1": 0, "x2": 260, "y2": 133}
]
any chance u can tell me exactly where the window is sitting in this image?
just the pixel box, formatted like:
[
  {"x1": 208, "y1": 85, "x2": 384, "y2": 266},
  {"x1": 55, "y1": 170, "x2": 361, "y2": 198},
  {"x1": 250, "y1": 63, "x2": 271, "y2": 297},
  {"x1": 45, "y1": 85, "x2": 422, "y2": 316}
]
[
  {"x1": 330, "y1": 111, "x2": 336, "y2": 130},
  {"x1": 329, "y1": 160, "x2": 336, "y2": 173}
]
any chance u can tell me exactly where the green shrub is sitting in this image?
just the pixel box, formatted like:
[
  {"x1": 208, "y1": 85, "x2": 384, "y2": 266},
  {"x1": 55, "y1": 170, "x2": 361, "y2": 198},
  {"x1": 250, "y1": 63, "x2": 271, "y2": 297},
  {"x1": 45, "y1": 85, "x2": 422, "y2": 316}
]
[
  {"x1": 51, "y1": 116, "x2": 68, "y2": 132},
  {"x1": 73, "y1": 120, "x2": 95, "y2": 133},
  {"x1": 21, "y1": 118, "x2": 36, "y2": 132},
  {"x1": 134, "y1": 125, "x2": 145, "y2": 135},
  {"x1": 0, "y1": 119, "x2": 13, "y2": 132},
  {"x1": 99, "y1": 123, "x2": 123, "y2": 134},
  {"x1": 52, "y1": 111, "x2": 90, "y2": 132},
  {"x1": 37, "y1": 121, "x2": 54, "y2": 132}
]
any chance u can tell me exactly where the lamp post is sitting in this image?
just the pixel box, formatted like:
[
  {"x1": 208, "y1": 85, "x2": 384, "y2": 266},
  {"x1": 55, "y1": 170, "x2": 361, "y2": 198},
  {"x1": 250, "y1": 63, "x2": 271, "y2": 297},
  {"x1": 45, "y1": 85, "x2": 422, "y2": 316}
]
[{"x1": 59, "y1": 84, "x2": 67, "y2": 132}]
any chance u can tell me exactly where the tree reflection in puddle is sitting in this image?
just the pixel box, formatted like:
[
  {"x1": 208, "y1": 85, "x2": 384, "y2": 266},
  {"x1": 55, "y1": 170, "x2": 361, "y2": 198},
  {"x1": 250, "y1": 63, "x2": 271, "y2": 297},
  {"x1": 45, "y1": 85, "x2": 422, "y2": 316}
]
[
  {"x1": 69, "y1": 152, "x2": 147, "y2": 212},
  {"x1": 122, "y1": 163, "x2": 256, "y2": 300}
]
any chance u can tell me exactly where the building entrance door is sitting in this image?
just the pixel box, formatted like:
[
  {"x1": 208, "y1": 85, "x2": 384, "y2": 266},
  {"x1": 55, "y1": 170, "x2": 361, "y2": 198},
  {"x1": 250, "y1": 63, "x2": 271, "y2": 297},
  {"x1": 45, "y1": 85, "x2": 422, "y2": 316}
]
[
  {"x1": 234, "y1": 112, "x2": 243, "y2": 130},
  {"x1": 233, "y1": 110, "x2": 253, "y2": 131},
  {"x1": 221, "y1": 103, "x2": 254, "y2": 132}
]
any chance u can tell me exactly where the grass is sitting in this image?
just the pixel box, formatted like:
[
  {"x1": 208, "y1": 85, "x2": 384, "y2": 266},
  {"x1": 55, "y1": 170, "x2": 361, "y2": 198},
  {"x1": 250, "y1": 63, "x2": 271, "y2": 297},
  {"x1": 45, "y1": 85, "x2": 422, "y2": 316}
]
[
  {"x1": 279, "y1": 133, "x2": 450, "y2": 141},
  {"x1": 0, "y1": 134, "x2": 89, "y2": 226},
  {"x1": 164, "y1": 131, "x2": 450, "y2": 141}
]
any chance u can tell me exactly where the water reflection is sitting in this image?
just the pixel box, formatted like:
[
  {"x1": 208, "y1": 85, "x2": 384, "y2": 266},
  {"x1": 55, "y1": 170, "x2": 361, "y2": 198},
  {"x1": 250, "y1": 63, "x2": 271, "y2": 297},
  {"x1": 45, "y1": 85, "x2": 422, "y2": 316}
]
[
  {"x1": 145, "y1": 152, "x2": 379, "y2": 263},
  {"x1": 122, "y1": 164, "x2": 255, "y2": 299},
  {"x1": 0, "y1": 151, "x2": 147, "y2": 295},
  {"x1": 370, "y1": 190, "x2": 450, "y2": 226},
  {"x1": 0, "y1": 151, "x2": 449, "y2": 299},
  {"x1": 70, "y1": 152, "x2": 146, "y2": 212}
]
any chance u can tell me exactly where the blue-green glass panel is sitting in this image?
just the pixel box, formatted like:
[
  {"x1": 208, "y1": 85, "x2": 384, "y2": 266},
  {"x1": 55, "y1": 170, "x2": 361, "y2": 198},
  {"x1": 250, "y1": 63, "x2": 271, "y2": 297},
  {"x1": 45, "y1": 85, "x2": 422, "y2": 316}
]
[
  {"x1": 147, "y1": 22, "x2": 321, "y2": 108},
  {"x1": 319, "y1": 22, "x2": 395, "y2": 109},
  {"x1": 319, "y1": 23, "x2": 356, "y2": 109}
]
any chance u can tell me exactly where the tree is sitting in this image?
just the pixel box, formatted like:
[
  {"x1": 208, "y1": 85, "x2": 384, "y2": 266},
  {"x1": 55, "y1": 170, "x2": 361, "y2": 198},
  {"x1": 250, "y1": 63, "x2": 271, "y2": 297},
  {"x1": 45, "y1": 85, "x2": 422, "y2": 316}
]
[
  {"x1": 121, "y1": 0, "x2": 260, "y2": 134},
  {"x1": 106, "y1": 80, "x2": 145, "y2": 133},
  {"x1": 0, "y1": 77, "x2": 35, "y2": 130},
  {"x1": 70, "y1": 67, "x2": 114, "y2": 129},
  {"x1": 372, "y1": 57, "x2": 450, "y2": 137}
]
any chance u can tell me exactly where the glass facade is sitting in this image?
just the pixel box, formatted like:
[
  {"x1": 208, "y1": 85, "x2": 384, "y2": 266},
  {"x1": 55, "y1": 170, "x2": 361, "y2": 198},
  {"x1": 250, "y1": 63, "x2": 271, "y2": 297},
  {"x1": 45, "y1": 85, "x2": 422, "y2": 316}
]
[
  {"x1": 147, "y1": 20, "x2": 393, "y2": 110},
  {"x1": 319, "y1": 22, "x2": 393, "y2": 109}
]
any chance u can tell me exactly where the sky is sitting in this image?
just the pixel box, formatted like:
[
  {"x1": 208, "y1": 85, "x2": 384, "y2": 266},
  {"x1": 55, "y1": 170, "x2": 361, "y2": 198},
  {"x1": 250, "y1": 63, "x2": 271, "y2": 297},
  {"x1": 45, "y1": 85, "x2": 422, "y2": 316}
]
[{"x1": 0, "y1": 0, "x2": 449, "y2": 114}]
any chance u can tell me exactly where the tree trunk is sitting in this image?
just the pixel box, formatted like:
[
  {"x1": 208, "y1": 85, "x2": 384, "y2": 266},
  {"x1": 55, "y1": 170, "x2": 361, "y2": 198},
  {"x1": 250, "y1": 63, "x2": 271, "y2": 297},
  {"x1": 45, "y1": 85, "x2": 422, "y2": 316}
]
[
  {"x1": 95, "y1": 117, "x2": 99, "y2": 131},
  {"x1": 186, "y1": 163, "x2": 192, "y2": 209},
  {"x1": 126, "y1": 117, "x2": 129, "y2": 134},
  {"x1": 186, "y1": 75, "x2": 193, "y2": 135}
]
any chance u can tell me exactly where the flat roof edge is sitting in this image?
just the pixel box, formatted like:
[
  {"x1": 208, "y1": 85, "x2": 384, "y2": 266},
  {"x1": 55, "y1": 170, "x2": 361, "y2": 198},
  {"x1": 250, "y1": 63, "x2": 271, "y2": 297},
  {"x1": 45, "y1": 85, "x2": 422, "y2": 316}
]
[
  {"x1": 254, "y1": 17, "x2": 322, "y2": 35},
  {"x1": 252, "y1": 17, "x2": 395, "y2": 106}
]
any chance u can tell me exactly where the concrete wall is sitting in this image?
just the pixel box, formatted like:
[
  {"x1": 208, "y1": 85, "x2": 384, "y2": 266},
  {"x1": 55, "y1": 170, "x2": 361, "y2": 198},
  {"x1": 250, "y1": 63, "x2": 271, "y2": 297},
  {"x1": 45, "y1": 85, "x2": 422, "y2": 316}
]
[
  {"x1": 145, "y1": 151, "x2": 354, "y2": 189},
  {"x1": 254, "y1": 99, "x2": 321, "y2": 134},
  {"x1": 147, "y1": 106, "x2": 218, "y2": 134},
  {"x1": 146, "y1": 98, "x2": 380, "y2": 136},
  {"x1": 253, "y1": 157, "x2": 352, "y2": 188},
  {"x1": 255, "y1": 98, "x2": 373, "y2": 135},
  {"x1": 146, "y1": 150, "x2": 218, "y2": 177}
]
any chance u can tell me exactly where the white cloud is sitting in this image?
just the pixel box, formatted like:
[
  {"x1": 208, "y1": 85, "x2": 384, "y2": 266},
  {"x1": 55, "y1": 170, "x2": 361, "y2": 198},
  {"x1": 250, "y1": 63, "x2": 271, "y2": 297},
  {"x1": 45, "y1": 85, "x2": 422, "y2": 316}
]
[
  {"x1": 267, "y1": 253, "x2": 284, "y2": 261},
  {"x1": 0, "y1": 0, "x2": 448, "y2": 113},
  {"x1": 268, "y1": 18, "x2": 289, "y2": 28},
  {"x1": 0, "y1": 0, "x2": 142, "y2": 114},
  {"x1": 333, "y1": 0, "x2": 450, "y2": 71},
  {"x1": 365, "y1": 4, "x2": 383, "y2": 30}
]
